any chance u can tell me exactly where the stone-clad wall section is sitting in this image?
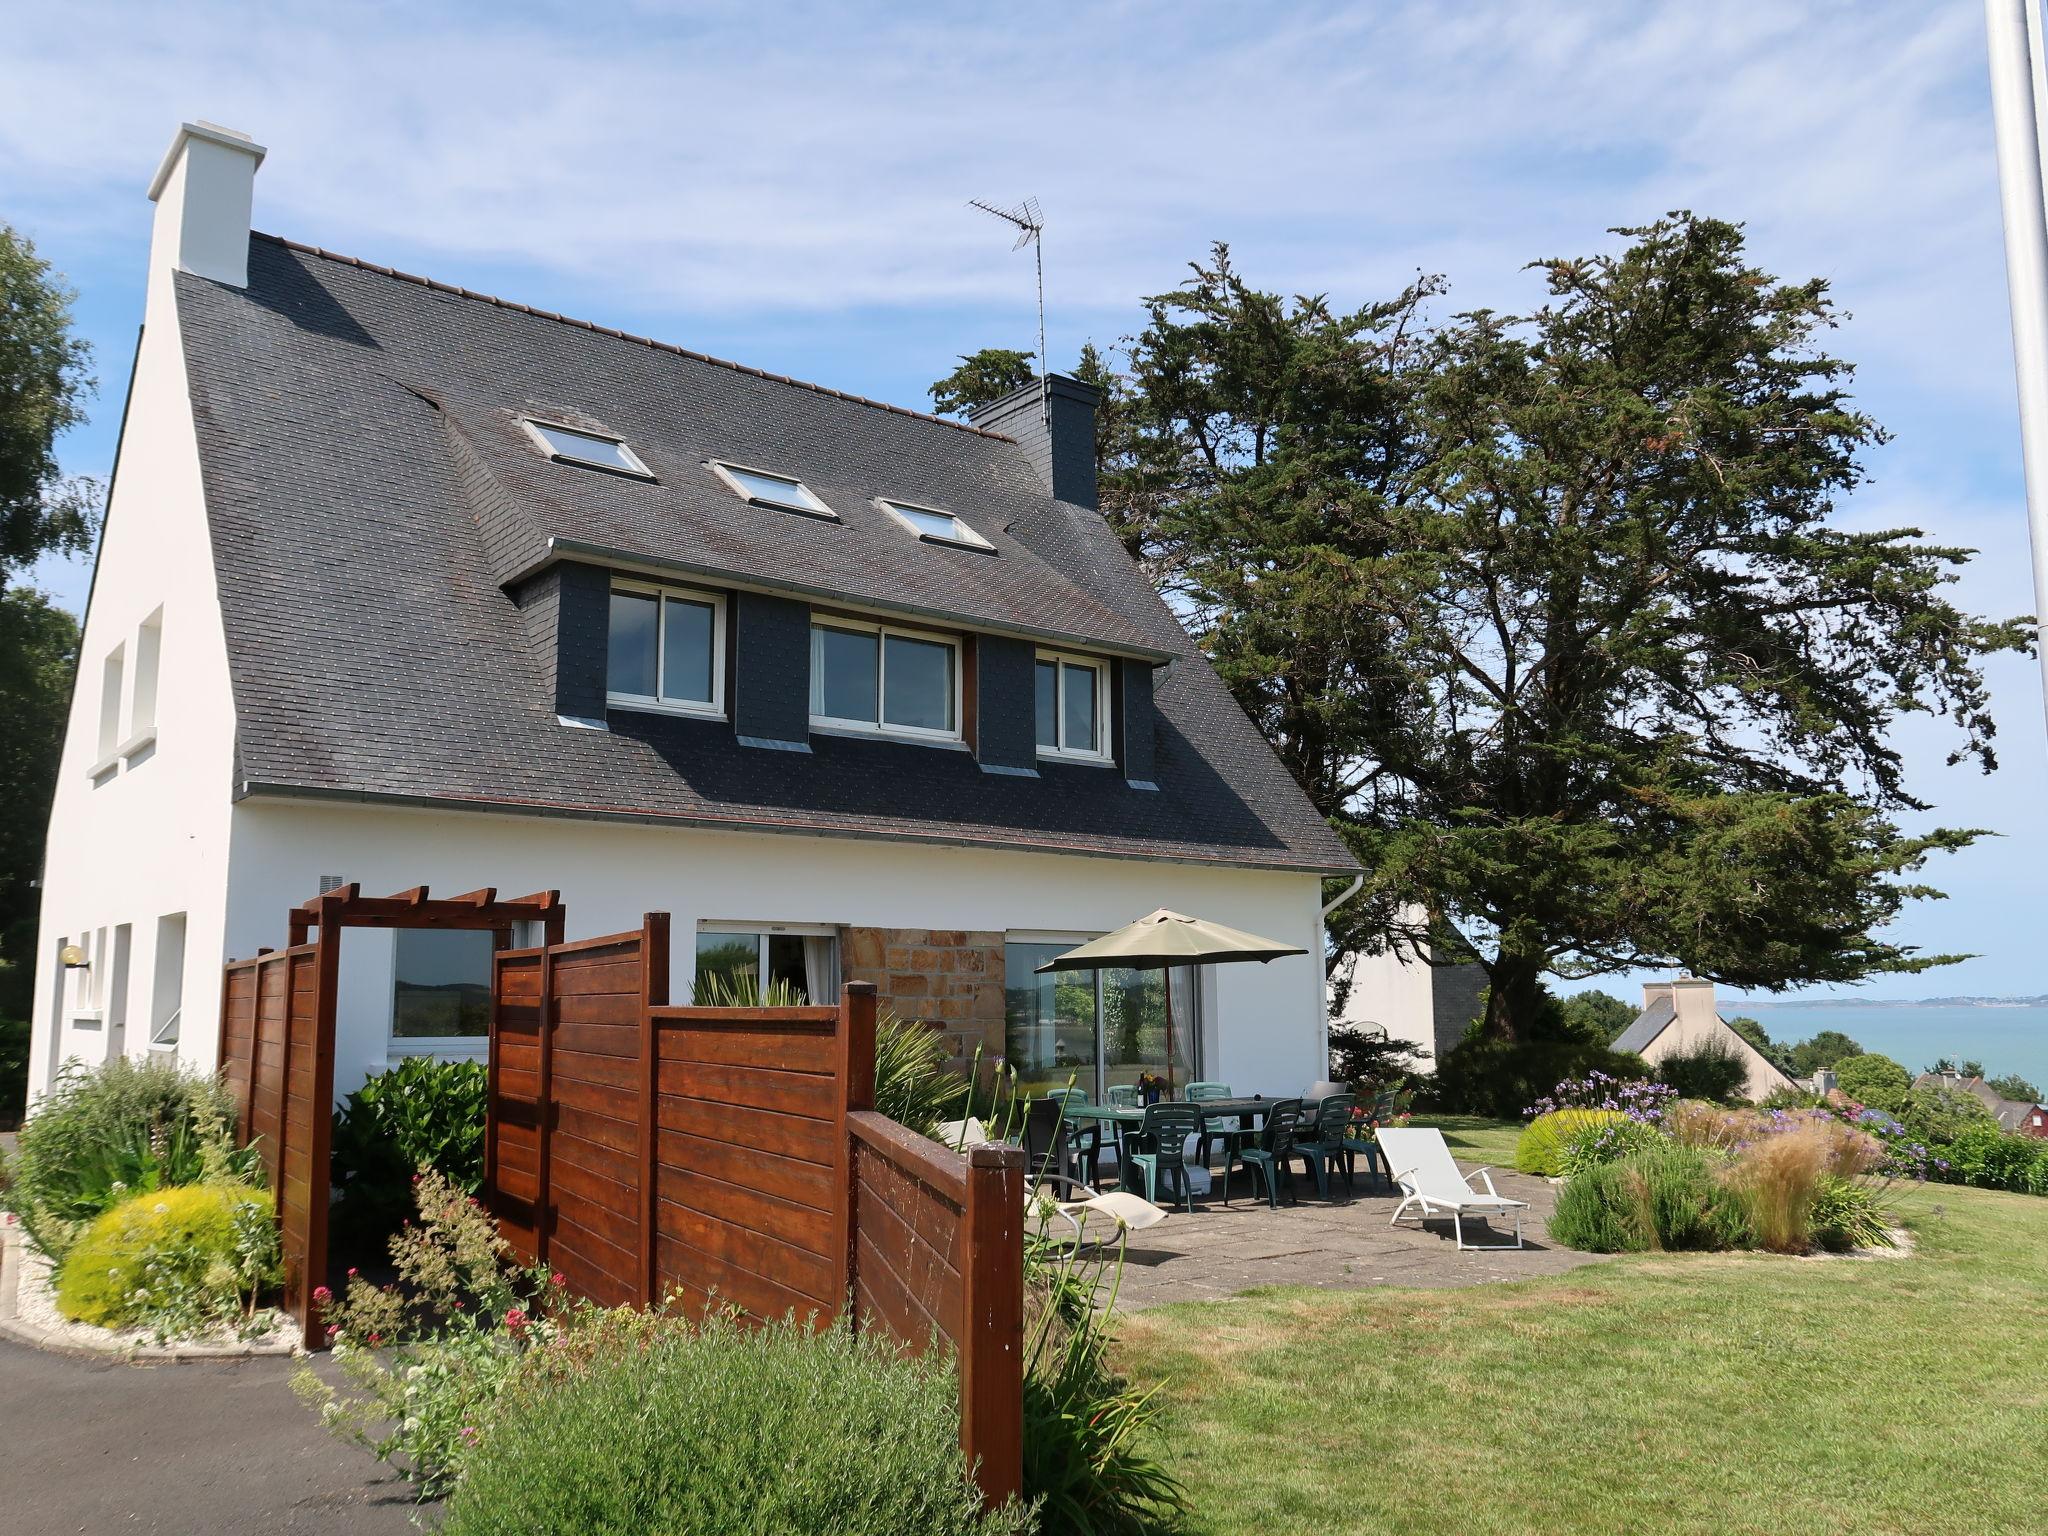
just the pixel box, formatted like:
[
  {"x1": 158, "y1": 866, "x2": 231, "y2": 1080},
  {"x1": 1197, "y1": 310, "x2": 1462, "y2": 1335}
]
[{"x1": 842, "y1": 927, "x2": 1006, "y2": 1067}]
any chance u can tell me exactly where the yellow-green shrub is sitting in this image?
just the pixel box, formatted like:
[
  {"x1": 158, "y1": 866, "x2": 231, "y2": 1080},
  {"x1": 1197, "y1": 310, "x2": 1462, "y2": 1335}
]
[
  {"x1": 1516, "y1": 1109, "x2": 1627, "y2": 1175},
  {"x1": 55, "y1": 1182, "x2": 276, "y2": 1331}
]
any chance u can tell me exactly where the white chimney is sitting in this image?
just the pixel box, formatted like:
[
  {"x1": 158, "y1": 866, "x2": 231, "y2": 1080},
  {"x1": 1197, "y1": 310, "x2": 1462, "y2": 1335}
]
[
  {"x1": 147, "y1": 121, "x2": 266, "y2": 288},
  {"x1": 1669, "y1": 975, "x2": 1719, "y2": 1043}
]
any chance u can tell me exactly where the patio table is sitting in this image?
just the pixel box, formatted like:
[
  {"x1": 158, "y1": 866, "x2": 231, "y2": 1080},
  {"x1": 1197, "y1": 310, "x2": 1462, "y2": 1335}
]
[{"x1": 1064, "y1": 1096, "x2": 1330, "y2": 1194}]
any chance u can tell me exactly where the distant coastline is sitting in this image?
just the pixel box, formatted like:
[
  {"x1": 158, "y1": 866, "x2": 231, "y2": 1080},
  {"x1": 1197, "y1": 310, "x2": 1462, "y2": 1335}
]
[{"x1": 1726, "y1": 996, "x2": 2048, "y2": 1010}]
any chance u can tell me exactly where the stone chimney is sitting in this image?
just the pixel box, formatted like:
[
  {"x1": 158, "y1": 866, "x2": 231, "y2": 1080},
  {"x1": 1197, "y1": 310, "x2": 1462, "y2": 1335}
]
[
  {"x1": 147, "y1": 121, "x2": 266, "y2": 289},
  {"x1": 968, "y1": 374, "x2": 1099, "y2": 508},
  {"x1": 1640, "y1": 981, "x2": 1675, "y2": 1011},
  {"x1": 1669, "y1": 976, "x2": 1717, "y2": 1031}
]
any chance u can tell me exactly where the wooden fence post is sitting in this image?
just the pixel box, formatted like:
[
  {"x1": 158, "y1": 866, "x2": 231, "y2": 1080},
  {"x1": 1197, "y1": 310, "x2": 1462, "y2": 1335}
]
[
  {"x1": 959, "y1": 1142, "x2": 1025, "y2": 1510},
  {"x1": 836, "y1": 982, "x2": 877, "y2": 1325},
  {"x1": 639, "y1": 913, "x2": 671, "y2": 1307},
  {"x1": 305, "y1": 914, "x2": 342, "y2": 1345},
  {"x1": 535, "y1": 939, "x2": 556, "y2": 1264}
]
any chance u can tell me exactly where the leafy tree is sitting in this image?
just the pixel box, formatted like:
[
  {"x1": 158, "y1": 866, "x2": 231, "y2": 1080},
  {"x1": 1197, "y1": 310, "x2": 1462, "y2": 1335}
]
[
  {"x1": 1, "y1": 224, "x2": 98, "y2": 584},
  {"x1": 1327, "y1": 1023, "x2": 1426, "y2": 1089},
  {"x1": 1558, "y1": 988, "x2": 1636, "y2": 1043},
  {"x1": 1987, "y1": 1072, "x2": 2043, "y2": 1104},
  {"x1": 1654, "y1": 1034, "x2": 1751, "y2": 1104},
  {"x1": 927, "y1": 348, "x2": 1035, "y2": 418},
  {"x1": 948, "y1": 217, "x2": 2029, "y2": 1041},
  {"x1": 1903, "y1": 1081, "x2": 1997, "y2": 1144},
  {"x1": 1833, "y1": 1051, "x2": 1912, "y2": 1113},
  {"x1": 1929, "y1": 1055, "x2": 1988, "y2": 1080},
  {"x1": 0, "y1": 590, "x2": 78, "y2": 1019},
  {"x1": 1789, "y1": 1029, "x2": 1863, "y2": 1077},
  {"x1": 1725, "y1": 1015, "x2": 1796, "y2": 1075}
]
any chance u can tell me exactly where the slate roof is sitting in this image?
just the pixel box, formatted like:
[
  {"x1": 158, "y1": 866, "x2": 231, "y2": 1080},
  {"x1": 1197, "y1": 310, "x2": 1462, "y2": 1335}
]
[
  {"x1": 1612, "y1": 999, "x2": 1674, "y2": 1058},
  {"x1": 1912, "y1": 1075, "x2": 2045, "y2": 1134},
  {"x1": 175, "y1": 235, "x2": 1357, "y2": 873}
]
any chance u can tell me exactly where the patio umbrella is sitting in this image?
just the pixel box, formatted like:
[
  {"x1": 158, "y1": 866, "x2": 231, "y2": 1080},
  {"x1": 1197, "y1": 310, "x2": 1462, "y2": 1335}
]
[{"x1": 1035, "y1": 909, "x2": 1307, "y2": 1094}]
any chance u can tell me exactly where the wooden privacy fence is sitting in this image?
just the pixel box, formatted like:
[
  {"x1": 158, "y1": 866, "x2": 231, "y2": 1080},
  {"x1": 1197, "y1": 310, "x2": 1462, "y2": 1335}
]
[
  {"x1": 485, "y1": 914, "x2": 1026, "y2": 1506},
  {"x1": 219, "y1": 938, "x2": 335, "y2": 1334}
]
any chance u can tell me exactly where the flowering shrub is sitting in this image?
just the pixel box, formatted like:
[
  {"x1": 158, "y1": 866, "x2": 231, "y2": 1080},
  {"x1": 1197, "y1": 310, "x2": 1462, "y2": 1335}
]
[
  {"x1": 54, "y1": 1181, "x2": 279, "y2": 1338},
  {"x1": 1556, "y1": 1116, "x2": 1664, "y2": 1177},
  {"x1": 1514, "y1": 1109, "x2": 1626, "y2": 1175},
  {"x1": 1528, "y1": 1072, "x2": 1676, "y2": 1124},
  {"x1": 293, "y1": 1168, "x2": 565, "y2": 1497}
]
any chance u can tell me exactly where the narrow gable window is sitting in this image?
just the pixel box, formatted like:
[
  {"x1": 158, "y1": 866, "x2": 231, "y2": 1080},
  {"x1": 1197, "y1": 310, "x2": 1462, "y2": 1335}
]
[
  {"x1": 607, "y1": 579, "x2": 725, "y2": 717},
  {"x1": 876, "y1": 497, "x2": 994, "y2": 552},
  {"x1": 1036, "y1": 650, "x2": 1109, "y2": 761},
  {"x1": 709, "y1": 461, "x2": 837, "y2": 519},
  {"x1": 810, "y1": 617, "x2": 959, "y2": 741},
  {"x1": 523, "y1": 419, "x2": 653, "y2": 478}
]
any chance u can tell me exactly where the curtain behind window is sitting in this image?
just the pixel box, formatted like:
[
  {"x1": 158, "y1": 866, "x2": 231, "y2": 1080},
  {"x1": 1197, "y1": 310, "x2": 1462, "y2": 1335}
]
[{"x1": 802, "y1": 936, "x2": 839, "y2": 1005}]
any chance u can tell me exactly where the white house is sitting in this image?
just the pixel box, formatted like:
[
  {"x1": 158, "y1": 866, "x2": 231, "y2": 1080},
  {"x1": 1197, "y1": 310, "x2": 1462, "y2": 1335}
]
[
  {"x1": 30, "y1": 122, "x2": 1361, "y2": 1112},
  {"x1": 1615, "y1": 978, "x2": 1799, "y2": 1102}
]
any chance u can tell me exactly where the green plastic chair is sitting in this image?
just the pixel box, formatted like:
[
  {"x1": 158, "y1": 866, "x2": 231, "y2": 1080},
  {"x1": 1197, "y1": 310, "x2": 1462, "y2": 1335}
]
[
  {"x1": 1124, "y1": 1102, "x2": 1205, "y2": 1212},
  {"x1": 1292, "y1": 1093, "x2": 1359, "y2": 1199},
  {"x1": 1184, "y1": 1082, "x2": 1240, "y2": 1177},
  {"x1": 1222, "y1": 1098, "x2": 1304, "y2": 1209},
  {"x1": 1184, "y1": 1082, "x2": 1233, "y2": 1101},
  {"x1": 1105, "y1": 1084, "x2": 1141, "y2": 1109},
  {"x1": 1038, "y1": 1088, "x2": 1103, "y2": 1178}
]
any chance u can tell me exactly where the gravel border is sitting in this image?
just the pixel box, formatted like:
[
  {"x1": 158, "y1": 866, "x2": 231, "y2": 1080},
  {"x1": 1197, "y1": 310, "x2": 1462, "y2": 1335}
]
[{"x1": 0, "y1": 1214, "x2": 301, "y2": 1362}]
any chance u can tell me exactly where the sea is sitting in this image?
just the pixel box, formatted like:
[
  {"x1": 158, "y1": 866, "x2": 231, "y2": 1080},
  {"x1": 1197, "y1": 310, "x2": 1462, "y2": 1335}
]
[{"x1": 1725, "y1": 1003, "x2": 2048, "y2": 1092}]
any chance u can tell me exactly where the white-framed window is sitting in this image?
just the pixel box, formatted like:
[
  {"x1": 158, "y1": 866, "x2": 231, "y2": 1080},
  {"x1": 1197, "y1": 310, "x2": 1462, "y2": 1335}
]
[
  {"x1": 693, "y1": 921, "x2": 840, "y2": 1005},
  {"x1": 708, "y1": 460, "x2": 837, "y2": 520},
  {"x1": 1035, "y1": 650, "x2": 1111, "y2": 761},
  {"x1": 606, "y1": 579, "x2": 726, "y2": 717},
  {"x1": 149, "y1": 912, "x2": 187, "y2": 1050},
  {"x1": 522, "y1": 418, "x2": 654, "y2": 479},
  {"x1": 875, "y1": 497, "x2": 994, "y2": 552},
  {"x1": 810, "y1": 616, "x2": 960, "y2": 742},
  {"x1": 390, "y1": 928, "x2": 493, "y2": 1051}
]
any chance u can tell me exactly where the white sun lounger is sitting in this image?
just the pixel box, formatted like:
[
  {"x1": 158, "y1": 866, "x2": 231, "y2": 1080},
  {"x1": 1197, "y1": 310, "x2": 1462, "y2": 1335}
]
[
  {"x1": 938, "y1": 1118, "x2": 1167, "y2": 1247},
  {"x1": 1375, "y1": 1127, "x2": 1529, "y2": 1251}
]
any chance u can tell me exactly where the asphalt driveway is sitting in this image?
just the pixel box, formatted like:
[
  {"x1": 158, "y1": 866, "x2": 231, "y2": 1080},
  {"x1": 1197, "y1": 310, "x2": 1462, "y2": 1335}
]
[{"x1": 0, "y1": 1336, "x2": 424, "y2": 1534}]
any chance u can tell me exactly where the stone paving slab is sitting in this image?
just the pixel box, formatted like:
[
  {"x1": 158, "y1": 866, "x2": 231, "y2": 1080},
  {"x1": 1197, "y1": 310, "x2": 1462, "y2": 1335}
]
[{"x1": 1104, "y1": 1168, "x2": 1603, "y2": 1309}]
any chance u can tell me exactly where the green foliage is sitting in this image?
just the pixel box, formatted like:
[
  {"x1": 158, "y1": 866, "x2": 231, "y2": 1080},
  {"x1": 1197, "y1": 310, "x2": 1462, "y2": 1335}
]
[
  {"x1": 1928, "y1": 1055, "x2": 1985, "y2": 1078},
  {"x1": 1654, "y1": 1034, "x2": 1752, "y2": 1104},
  {"x1": 1327, "y1": 1023, "x2": 1425, "y2": 1090},
  {"x1": 957, "y1": 221, "x2": 2026, "y2": 1038},
  {"x1": 437, "y1": 1313, "x2": 1031, "y2": 1536},
  {"x1": 55, "y1": 1182, "x2": 277, "y2": 1336},
  {"x1": 1, "y1": 588, "x2": 81, "y2": 1041},
  {"x1": 1901, "y1": 1082, "x2": 1996, "y2": 1145},
  {"x1": 1515, "y1": 1108, "x2": 1625, "y2": 1175},
  {"x1": 1426, "y1": 1024, "x2": 1647, "y2": 1119},
  {"x1": 0, "y1": 1055, "x2": 258, "y2": 1261},
  {"x1": 0, "y1": 223, "x2": 100, "y2": 575},
  {"x1": 874, "y1": 1012, "x2": 968, "y2": 1139},
  {"x1": 1556, "y1": 1116, "x2": 1663, "y2": 1177},
  {"x1": 1548, "y1": 1143, "x2": 1749, "y2": 1253},
  {"x1": 1789, "y1": 1029, "x2": 1864, "y2": 1077},
  {"x1": 329, "y1": 1056, "x2": 487, "y2": 1253},
  {"x1": 1558, "y1": 990, "x2": 1636, "y2": 1044},
  {"x1": 929, "y1": 348, "x2": 1039, "y2": 418},
  {"x1": 1833, "y1": 1052, "x2": 1912, "y2": 1114},
  {"x1": 0, "y1": 1009, "x2": 29, "y2": 1126},
  {"x1": 296, "y1": 1167, "x2": 565, "y2": 1497},
  {"x1": 1809, "y1": 1177, "x2": 1893, "y2": 1253},
  {"x1": 1937, "y1": 1124, "x2": 2048, "y2": 1196},
  {"x1": 1022, "y1": 1243, "x2": 1187, "y2": 1535},
  {"x1": 1986, "y1": 1073, "x2": 2043, "y2": 1105}
]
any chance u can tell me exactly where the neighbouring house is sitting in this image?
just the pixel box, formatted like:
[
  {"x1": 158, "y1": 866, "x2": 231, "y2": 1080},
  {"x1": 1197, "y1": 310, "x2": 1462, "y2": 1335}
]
[
  {"x1": 1913, "y1": 1073, "x2": 2048, "y2": 1139},
  {"x1": 1327, "y1": 939, "x2": 1486, "y2": 1071},
  {"x1": 1615, "y1": 978, "x2": 1800, "y2": 1102},
  {"x1": 29, "y1": 121, "x2": 1360, "y2": 1112}
]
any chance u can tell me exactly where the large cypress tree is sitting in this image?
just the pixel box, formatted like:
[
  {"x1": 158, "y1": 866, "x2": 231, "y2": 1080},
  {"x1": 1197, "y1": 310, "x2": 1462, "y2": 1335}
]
[{"x1": 938, "y1": 215, "x2": 2031, "y2": 1039}]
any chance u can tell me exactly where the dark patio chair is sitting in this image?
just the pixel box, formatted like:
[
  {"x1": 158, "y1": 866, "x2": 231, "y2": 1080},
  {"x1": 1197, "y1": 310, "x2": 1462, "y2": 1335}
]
[
  {"x1": 1292, "y1": 1093, "x2": 1358, "y2": 1199},
  {"x1": 1023, "y1": 1097, "x2": 1100, "y2": 1187},
  {"x1": 1124, "y1": 1102, "x2": 1205, "y2": 1212},
  {"x1": 1222, "y1": 1098, "x2": 1304, "y2": 1209}
]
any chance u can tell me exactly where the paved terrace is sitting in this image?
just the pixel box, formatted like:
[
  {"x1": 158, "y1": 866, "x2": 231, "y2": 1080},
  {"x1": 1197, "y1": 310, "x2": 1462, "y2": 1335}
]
[{"x1": 1104, "y1": 1168, "x2": 1601, "y2": 1309}]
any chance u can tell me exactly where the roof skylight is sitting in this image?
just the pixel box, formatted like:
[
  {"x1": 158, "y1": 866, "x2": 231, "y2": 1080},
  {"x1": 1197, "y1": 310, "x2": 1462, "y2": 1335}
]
[
  {"x1": 708, "y1": 460, "x2": 837, "y2": 519},
  {"x1": 876, "y1": 498, "x2": 994, "y2": 552},
  {"x1": 523, "y1": 419, "x2": 653, "y2": 478}
]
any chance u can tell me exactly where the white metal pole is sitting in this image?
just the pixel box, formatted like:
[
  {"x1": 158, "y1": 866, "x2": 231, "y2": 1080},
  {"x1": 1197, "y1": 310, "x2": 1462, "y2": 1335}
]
[{"x1": 1985, "y1": 0, "x2": 2048, "y2": 723}]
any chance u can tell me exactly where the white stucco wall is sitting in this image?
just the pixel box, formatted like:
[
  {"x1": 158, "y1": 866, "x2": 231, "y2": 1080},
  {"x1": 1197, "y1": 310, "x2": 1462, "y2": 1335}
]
[
  {"x1": 219, "y1": 797, "x2": 1331, "y2": 1106},
  {"x1": 28, "y1": 180, "x2": 241, "y2": 1097},
  {"x1": 1330, "y1": 943, "x2": 1437, "y2": 1065}
]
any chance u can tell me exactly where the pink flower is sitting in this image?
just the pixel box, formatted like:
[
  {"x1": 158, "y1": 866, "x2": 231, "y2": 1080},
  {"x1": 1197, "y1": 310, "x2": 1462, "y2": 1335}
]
[
  {"x1": 504, "y1": 1307, "x2": 529, "y2": 1335},
  {"x1": 312, "y1": 1285, "x2": 332, "y2": 1304},
  {"x1": 346, "y1": 1267, "x2": 358, "y2": 1279},
  {"x1": 550, "y1": 1272, "x2": 565, "y2": 1288},
  {"x1": 325, "y1": 1324, "x2": 340, "y2": 1342}
]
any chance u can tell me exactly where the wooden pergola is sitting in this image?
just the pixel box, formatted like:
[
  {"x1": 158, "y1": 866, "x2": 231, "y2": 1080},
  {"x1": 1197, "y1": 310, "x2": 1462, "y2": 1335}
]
[{"x1": 220, "y1": 883, "x2": 566, "y2": 1341}]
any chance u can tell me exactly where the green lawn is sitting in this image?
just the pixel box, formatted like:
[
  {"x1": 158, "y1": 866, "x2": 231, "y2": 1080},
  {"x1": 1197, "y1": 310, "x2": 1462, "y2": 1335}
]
[
  {"x1": 1116, "y1": 1180, "x2": 2048, "y2": 1535},
  {"x1": 1408, "y1": 1113, "x2": 1523, "y2": 1168}
]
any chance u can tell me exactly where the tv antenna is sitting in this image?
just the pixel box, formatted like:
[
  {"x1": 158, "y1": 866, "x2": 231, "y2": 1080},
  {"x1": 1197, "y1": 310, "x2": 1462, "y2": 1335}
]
[{"x1": 969, "y1": 195, "x2": 1047, "y2": 421}]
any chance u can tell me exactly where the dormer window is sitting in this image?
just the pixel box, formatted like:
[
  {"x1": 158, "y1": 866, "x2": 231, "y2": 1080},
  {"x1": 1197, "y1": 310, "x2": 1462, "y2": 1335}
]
[
  {"x1": 709, "y1": 460, "x2": 837, "y2": 520},
  {"x1": 523, "y1": 419, "x2": 653, "y2": 478},
  {"x1": 607, "y1": 579, "x2": 725, "y2": 717},
  {"x1": 810, "y1": 616, "x2": 960, "y2": 742},
  {"x1": 876, "y1": 498, "x2": 994, "y2": 552},
  {"x1": 1036, "y1": 650, "x2": 1110, "y2": 761}
]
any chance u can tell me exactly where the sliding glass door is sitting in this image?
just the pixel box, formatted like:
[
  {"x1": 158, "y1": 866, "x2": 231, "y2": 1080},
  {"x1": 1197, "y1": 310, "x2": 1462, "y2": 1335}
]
[{"x1": 1003, "y1": 941, "x2": 1200, "y2": 1100}]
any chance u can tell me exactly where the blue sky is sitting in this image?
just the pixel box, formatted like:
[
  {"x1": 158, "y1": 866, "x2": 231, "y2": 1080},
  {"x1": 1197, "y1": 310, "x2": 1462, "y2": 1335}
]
[{"x1": 3, "y1": 0, "x2": 2042, "y2": 999}]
